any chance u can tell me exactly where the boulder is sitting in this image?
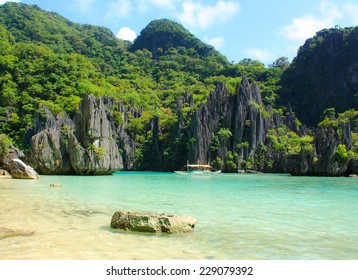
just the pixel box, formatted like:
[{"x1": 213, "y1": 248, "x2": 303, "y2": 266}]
[
  {"x1": 111, "y1": 211, "x2": 197, "y2": 234},
  {"x1": 11, "y1": 159, "x2": 39, "y2": 179}
]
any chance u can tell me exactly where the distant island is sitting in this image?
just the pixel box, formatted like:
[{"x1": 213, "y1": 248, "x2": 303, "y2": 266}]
[{"x1": 0, "y1": 2, "x2": 357, "y2": 176}]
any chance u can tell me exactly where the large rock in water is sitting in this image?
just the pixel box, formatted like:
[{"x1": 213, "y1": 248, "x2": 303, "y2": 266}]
[
  {"x1": 111, "y1": 211, "x2": 197, "y2": 234},
  {"x1": 11, "y1": 159, "x2": 39, "y2": 179}
]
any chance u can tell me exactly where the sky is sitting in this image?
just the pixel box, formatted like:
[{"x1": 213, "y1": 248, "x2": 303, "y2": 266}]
[{"x1": 1, "y1": 0, "x2": 358, "y2": 65}]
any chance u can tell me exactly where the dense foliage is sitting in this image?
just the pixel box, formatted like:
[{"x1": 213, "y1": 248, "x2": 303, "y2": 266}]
[
  {"x1": 279, "y1": 26, "x2": 358, "y2": 126},
  {"x1": 131, "y1": 19, "x2": 225, "y2": 59},
  {"x1": 0, "y1": 2, "x2": 357, "y2": 171},
  {"x1": 0, "y1": 3, "x2": 284, "y2": 150}
]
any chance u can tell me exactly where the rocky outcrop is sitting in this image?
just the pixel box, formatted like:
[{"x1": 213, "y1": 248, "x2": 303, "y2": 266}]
[
  {"x1": 28, "y1": 96, "x2": 126, "y2": 175},
  {"x1": 111, "y1": 211, "x2": 197, "y2": 234},
  {"x1": 11, "y1": 158, "x2": 39, "y2": 179},
  {"x1": 176, "y1": 76, "x2": 357, "y2": 176},
  {"x1": 24, "y1": 78, "x2": 356, "y2": 177},
  {"x1": 0, "y1": 145, "x2": 25, "y2": 172},
  {"x1": 114, "y1": 103, "x2": 141, "y2": 170},
  {"x1": 287, "y1": 125, "x2": 358, "y2": 176},
  {"x1": 182, "y1": 76, "x2": 274, "y2": 171},
  {"x1": 279, "y1": 27, "x2": 358, "y2": 126}
]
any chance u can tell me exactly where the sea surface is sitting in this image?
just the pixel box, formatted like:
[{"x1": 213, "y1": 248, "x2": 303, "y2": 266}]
[{"x1": 0, "y1": 172, "x2": 357, "y2": 260}]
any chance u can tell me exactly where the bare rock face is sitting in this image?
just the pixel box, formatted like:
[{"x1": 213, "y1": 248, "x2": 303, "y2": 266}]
[
  {"x1": 11, "y1": 158, "x2": 39, "y2": 179},
  {"x1": 24, "y1": 78, "x2": 356, "y2": 177},
  {"x1": 184, "y1": 75, "x2": 271, "y2": 171},
  {"x1": 70, "y1": 95, "x2": 123, "y2": 175},
  {"x1": 28, "y1": 95, "x2": 124, "y2": 175},
  {"x1": 0, "y1": 145, "x2": 26, "y2": 172},
  {"x1": 286, "y1": 123, "x2": 358, "y2": 176},
  {"x1": 111, "y1": 211, "x2": 197, "y2": 234},
  {"x1": 30, "y1": 128, "x2": 73, "y2": 174}
]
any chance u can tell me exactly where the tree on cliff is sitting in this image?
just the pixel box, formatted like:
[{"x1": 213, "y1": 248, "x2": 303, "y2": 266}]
[
  {"x1": 278, "y1": 27, "x2": 358, "y2": 126},
  {"x1": 0, "y1": 2, "x2": 357, "y2": 175}
]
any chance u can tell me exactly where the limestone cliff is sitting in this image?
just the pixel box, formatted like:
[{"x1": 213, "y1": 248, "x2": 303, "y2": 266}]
[
  {"x1": 286, "y1": 124, "x2": 358, "y2": 176},
  {"x1": 25, "y1": 78, "x2": 357, "y2": 176},
  {"x1": 173, "y1": 76, "x2": 357, "y2": 175},
  {"x1": 184, "y1": 76, "x2": 272, "y2": 171},
  {"x1": 28, "y1": 95, "x2": 124, "y2": 175},
  {"x1": 279, "y1": 27, "x2": 358, "y2": 126}
]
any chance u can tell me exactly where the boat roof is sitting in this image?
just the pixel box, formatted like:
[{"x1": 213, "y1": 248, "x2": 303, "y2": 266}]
[{"x1": 186, "y1": 164, "x2": 213, "y2": 168}]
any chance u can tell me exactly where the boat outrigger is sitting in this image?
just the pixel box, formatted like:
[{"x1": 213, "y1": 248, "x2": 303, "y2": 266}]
[{"x1": 174, "y1": 162, "x2": 221, "y2": 176}]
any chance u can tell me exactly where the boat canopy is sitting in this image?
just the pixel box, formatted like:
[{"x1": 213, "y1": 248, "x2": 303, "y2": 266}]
[
  {"x1": 185, "y1": 164, "x2": 217, "y2": 170},
  {"x1": 175, "y1": 162, "x2": 221, "y2": 175}
]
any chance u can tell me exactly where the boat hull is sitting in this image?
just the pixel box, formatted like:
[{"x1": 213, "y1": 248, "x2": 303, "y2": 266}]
[{"x1": 174, "y1": 170, "x2": 221, "y2": 176}]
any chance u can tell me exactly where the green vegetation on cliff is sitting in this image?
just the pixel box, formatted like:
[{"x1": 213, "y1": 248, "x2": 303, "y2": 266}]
[
  {"x1": 279, "y1": 27, "x2": 358, "y2": 126},
  {"x1": 0, "y1": 2, "x2": 357, "y2": 173},
  {"x1": 0, "y1": 3, "x2": 283, "y2": 149}
]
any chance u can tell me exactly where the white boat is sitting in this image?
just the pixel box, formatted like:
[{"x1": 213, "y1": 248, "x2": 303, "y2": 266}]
[{"x1": 174, "y1": 163, "x2": 221, "y2": 176}]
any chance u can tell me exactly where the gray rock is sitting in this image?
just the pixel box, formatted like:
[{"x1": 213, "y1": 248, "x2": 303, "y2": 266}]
[
  {"x1": 28, "y1": 95, "x2": 125, "y2": 175},
  {"x1": 183, "y1": 75, "x2": 271, "y2": 172},
  {"x1": 11, "y1": 158, "x2": 39, "y2": 179},
  {"x1": 30, "y1": 128, "x2": 73, "y2": 174},
  {"x1": 23, "y1": 77, "x2": 355, "y2": 177},
  {"x1": 0, "y1": 144, "x2": 25, "y2": 171},
  {"x1": 111, "y1": 211, "x2": 197, "y2": 234}
]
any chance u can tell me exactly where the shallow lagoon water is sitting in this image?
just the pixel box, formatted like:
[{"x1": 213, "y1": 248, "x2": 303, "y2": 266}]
[{"x1": 0, "y1": 172, "x2": 357, "y2": 260}]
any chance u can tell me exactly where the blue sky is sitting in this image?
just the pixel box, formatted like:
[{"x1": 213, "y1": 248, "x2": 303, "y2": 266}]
[{"x1": 1, "y1": 0, "x2": 358, "y2": 64}]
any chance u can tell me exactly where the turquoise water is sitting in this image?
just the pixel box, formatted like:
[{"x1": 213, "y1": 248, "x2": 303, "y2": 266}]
[{"x1": 0, "y1": 172, "x2": 357, "y2": 259}]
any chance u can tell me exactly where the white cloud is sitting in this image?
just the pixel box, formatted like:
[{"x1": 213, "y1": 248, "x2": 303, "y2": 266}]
[
  {"x1": 204, "y1": 35, "x2": 224, "y2": 49},
  {"x1": 246, "y1": 48, "x2": 276, "y2": 63},
  {"x1": 281, "y1": 15, "x2": 328, "y2": 41},
  {"x1": 280, "y1": 1, "x2": 348, "y2": 42},
  {"x1": 106, "y1": 0, "x2": 132, "y2": 19},
  {"x1": 176, "y1": 0, "x2": 241, "y2": 30},
  {"x1": 116, "y1": 27, "x2": 137, "y2": 42}
]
